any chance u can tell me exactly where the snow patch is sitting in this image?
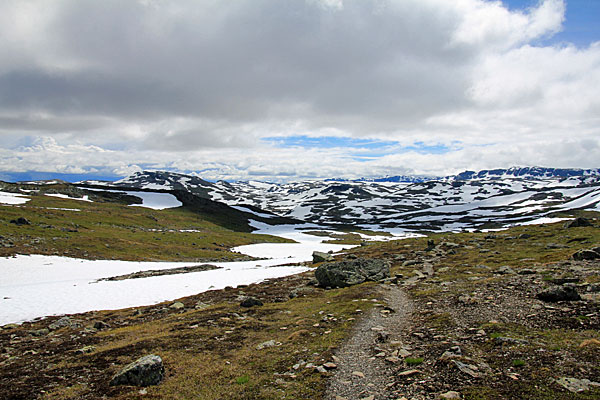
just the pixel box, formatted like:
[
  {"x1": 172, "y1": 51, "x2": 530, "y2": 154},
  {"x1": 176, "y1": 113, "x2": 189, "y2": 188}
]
[{"x1": 0, "y1": 191, "x2": 30, "y2": 205}]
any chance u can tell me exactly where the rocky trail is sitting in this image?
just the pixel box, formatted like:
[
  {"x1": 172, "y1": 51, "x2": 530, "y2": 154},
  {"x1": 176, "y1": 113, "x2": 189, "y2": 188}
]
[{"x1": 326, "y1": 284, "x2": 413, "y2": 400}]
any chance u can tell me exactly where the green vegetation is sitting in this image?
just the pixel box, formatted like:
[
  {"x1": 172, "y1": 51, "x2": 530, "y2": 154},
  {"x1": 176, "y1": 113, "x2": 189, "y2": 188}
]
[
  {"x1": 0, "y1": 183, "x2": 292, "y2": 261},
  {"x1": 405, "y1": 357, "x2": 424, "y2": 365}
]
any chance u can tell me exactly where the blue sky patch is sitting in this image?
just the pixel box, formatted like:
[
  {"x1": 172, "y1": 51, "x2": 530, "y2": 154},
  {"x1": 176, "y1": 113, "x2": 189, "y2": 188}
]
[{"x1": 503, "y1": 0, "x2": 600, "y2": 47}]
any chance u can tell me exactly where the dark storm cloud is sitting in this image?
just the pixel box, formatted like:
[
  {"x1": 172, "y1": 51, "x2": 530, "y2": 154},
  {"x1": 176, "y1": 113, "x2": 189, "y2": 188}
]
[{"x1": 0, "y1": 0, "x2": 476, "y2": 136}]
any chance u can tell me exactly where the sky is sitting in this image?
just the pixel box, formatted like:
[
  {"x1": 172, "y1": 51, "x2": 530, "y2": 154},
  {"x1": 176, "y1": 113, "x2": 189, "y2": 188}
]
[{"x1": 0, "y1": 0, "x2": 599, "y2": 182}]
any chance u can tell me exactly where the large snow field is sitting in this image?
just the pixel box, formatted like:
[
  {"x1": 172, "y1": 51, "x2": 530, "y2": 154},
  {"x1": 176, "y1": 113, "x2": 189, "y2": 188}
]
[{"x1": 0, "y1": 223, "x2": 354, "y2": 325}]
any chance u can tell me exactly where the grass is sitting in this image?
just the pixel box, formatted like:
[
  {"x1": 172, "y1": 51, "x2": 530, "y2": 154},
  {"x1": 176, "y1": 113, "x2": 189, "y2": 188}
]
[
  {"x1": 0, "y1": 183, "x2": 293, "y2": 261},
  {"x1": 3, "y1": 203, "x2": 599, "y2": 399},
  {"x1": 405, "y1": 357, "x2": 424, "y2": 365}
]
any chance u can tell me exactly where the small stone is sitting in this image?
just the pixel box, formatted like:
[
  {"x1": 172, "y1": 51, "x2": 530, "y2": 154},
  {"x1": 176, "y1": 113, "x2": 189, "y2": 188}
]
[
  {"x1": 256, "y1": 340, "x2": 277, "y2": 350},
  {"x1": 316, "y1": 366, "x2": 328, "y2": 374},
  {"x1": 360, "y1": 396, "x2": 375, "y2": 400},
  {"x1": 195, "y1": 301, "x2": 210, "y2": 310},
  {"x1": 170, "y1": 302, "x2": 184, "y2": 309},
  {"x1": 75, "y1": 345, "x2": 96, "y2": 354},
  {"x1": 440, "y1": 391, "x2": 461, "y2": 399},
  {"x1": 398, "y1": 369, "x2": 421, "y2": 377},
  {"x1": 352, "y1": 371, "x2": 365, "y2": 378},
  {"x1": 93, "y1": 320, "x2": 110, "y2": 330},
  {"x1": 385, "y1": 356, "x2": 400, "y2": 363},
  {"x1": 29, "y1": 328, "x2": 50, "y2": 336},
  {"x1": 323, "y1": 362, "x2": 337, "y2": 369}
]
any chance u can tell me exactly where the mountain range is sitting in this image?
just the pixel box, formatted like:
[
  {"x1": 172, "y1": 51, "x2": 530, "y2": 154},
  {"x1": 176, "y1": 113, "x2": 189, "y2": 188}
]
[{"x1": 77, "y1": 167, "x2": 600, "y2": 232}]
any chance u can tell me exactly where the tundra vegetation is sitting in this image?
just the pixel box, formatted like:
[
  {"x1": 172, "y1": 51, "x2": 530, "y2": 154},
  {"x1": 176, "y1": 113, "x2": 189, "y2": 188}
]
[{"x1": 0, "y1": 181, "x2": 598, "y2": 399}]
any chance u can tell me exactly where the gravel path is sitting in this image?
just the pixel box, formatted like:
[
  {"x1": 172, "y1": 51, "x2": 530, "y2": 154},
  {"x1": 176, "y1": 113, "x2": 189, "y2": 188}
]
[{"x1": 325, "y1": 284, "x2": 413, "y2": 400}]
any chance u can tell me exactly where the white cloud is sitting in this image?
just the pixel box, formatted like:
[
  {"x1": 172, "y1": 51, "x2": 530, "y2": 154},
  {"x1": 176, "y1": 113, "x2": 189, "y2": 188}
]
[{"x1": 0, "y1": 0, "x2": 598, "y2": 180}]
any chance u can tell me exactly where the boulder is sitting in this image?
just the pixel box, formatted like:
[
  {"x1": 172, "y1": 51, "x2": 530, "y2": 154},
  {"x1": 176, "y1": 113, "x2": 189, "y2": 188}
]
[
  {"x1": 564, "y1": 217, "x2": 592, "y2": 228},
  {"x1": 240, "y1": 297, "x2": 263, "y2": 307},
  {"x1": 9, "y1": 217, "x2": 30, "y2": 226},
  {"x1": 315, "y1": 258, "x2": 390, "y2": 288},
  {"x1": 495, "y1": 265, "x2": 515, "y2": 275},
  {"x1": 312, "y1": 251, "x2": 334, "y2": 263},
  {"x1": 572, "y1": 249, "x2": 600, "y2": 261},
  {"x1": 537, "y1": 285, "x2": 581, "y2": 302},
  {"x1": 110, "y1": 354, "x2": 164, "y2": 387}
]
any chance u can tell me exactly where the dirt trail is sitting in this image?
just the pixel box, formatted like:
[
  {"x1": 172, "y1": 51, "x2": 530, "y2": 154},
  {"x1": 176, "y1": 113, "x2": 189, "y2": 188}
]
[{"x1": 325, "y1": 284, "x2": 413, "y2": 400}]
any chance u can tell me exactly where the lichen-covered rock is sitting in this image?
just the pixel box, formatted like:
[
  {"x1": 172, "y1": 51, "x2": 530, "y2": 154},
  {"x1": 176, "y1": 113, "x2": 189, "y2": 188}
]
[
  {"x1": 315, "y1": 258, "x2": 390, "y2": 288},
  {"x1": 48, "y1": 316, "x2": 81, "y2": 331},
  {"x1": 109, "y1": 354, "x2": 164, "y2": 387},
  {"x1": 312, "y1": 251, "x2": 334, "y2": 263}
]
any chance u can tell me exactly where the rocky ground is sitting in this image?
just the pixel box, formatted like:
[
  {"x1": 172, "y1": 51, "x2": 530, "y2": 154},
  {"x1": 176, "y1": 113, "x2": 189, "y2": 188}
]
[{"x1": 1, "y1": 216, "x2": 599, "y2": 399}]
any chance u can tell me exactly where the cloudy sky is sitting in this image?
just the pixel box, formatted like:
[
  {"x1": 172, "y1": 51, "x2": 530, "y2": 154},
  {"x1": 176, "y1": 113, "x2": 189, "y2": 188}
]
[{"x1": 0, "y1": 0, "x2": 599, "y2": 182}]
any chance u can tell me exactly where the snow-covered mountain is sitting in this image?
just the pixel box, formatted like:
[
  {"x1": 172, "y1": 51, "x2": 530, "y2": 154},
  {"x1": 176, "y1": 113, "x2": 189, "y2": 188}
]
[{"x1": 80, "y1": 168, "x2": 600, "y2": 231}]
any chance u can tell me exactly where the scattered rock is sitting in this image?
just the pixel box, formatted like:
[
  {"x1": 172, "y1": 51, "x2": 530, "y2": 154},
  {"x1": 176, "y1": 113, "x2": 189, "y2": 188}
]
[
  {"x1": 75, "y1": 345, "x2": 96, "y2": 354},
  {"x1": 555, "y1": 377, "x2": 600, "y2": 393},
  {"x1": 110, "y1": 354, "x2": 165, "y2": 387},
  {"x1": 256, "y1": 340, "x2": 277, "y2": 350},
  {"x1": 315, "y1": 258, "x2": 390, "y2": 288},
  {"x1": 440, "y1": 346, "x2": 462, "y2": 361},
  {"x1": 48, "y1": 316, "x2": 80, "y2": 330},
  {"x1": 195, "y1": 301, "x2": 210, "y2": 310},
  {"x1": 440, "y1": 391, "x2": 461, "y2": 399},
  {"x1": 452, "y1": 360, "x2": 480, "y2": 378},
  {"x1": 352, "y1": 371, "x2": 365, "y2": 378},
  {"x1": 518, "y1": 233, "x2": 532, "y2": 239},
  {"x1": 517, "y1": 268, "x2": 536, "y2": 275},
  {"x1": 398, "y1": 369, "x2": 421, "y2": 377},
  {"x1": 240, "y1": 297, "x2": 263, "y2": 307},
  {"x1": 564, "y1": 217, "x2": 592, "y2": 228},
  {"x1": 493, "y1": 336, "x2": 529, "y2": 346},
  {"x1": 312, "y1": 251, "x2": 334, "y2": 263},
  {"x1": 170, "y1": 302, "x2": 185, "y2": 310},
  {"x1": 9, "y1": 217, "x2": 30, "y2": 226},
  {"x1": 93, "y1": 320, "x2": 110, "y2": 330},
  {"x1": 323, "y1": 362, "x2": 337, "y2": 369},
  {"x1": 29, "y1": 328, "x2": 50, "y2": 337},
  {"x1": 537, "y1": 285, "x2": 581, "y2": 302}
]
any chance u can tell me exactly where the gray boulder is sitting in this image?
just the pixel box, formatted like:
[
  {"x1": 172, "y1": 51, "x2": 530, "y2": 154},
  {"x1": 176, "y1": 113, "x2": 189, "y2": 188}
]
[
  {"x1": 537, "y1": 284, "x2": 581, "y2": 302},
  {"x1": 315, "y1": 258, "x2": 390, "y2": 288},
  {"x1": 564, "y1": 217, "x2": 592, "y2": 228},
  {"x1": 240, "y1": 296, "x2": 263, "y2": 307},
  {"x1": 312, "y1": 251, "x2": 334, "y2": 263},
  {"x1": 110, "y1": 354, "x2": 165, "y2": 387}
]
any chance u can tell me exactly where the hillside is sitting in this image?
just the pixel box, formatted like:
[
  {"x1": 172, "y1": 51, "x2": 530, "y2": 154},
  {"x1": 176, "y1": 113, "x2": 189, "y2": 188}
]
[
  {"x1": 0, "y1": 181, "x2": 294, "y2": 261},
  {"x1": 0, "y1": 215, "x2": 598, "y2": 399}
]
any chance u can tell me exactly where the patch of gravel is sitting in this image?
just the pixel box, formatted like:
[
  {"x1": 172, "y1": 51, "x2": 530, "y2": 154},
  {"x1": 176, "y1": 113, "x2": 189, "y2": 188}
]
[{"x1": 325, "y1": 284, "x2": 413, "y2": 400}]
